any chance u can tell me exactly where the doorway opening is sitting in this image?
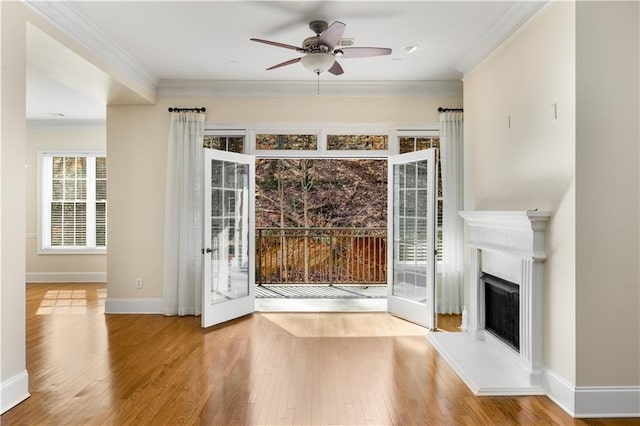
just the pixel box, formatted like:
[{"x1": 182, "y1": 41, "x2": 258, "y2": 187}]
[
  {"x1": 204, "y1": 129, "x2": 461, "y2": 329},
  {"x1": 254, "y1": 158, "x2": 387, "y2": 311}
]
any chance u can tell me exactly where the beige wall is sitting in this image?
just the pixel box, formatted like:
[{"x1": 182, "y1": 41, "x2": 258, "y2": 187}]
[
  {"x1": 463, "y1": 1, "x2": 577, "y2": 383},
  {"x1": 3, "y1": 0, "x2": 637, "y2": 415},
  {"x1": 575, "y1": 1, "x2": 639, "y2": 387},
  {"x1": 106, "y1": 95, "x2": 461, "y2": 299},
  {"x1": 25, "y1": 128, "x2": 107, "y2": 278},
  {"x1": 199, "y1": 96, "x2": 456, "y2": 124}
]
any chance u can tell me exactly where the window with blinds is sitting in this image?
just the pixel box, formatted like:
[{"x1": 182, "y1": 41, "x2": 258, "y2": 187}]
[
  {"x1": 40, "y1": 153, "x2": 107, "y2": 253},
  {"x1": 95, "y1": 157, "x2": 107, "y2": 247}
]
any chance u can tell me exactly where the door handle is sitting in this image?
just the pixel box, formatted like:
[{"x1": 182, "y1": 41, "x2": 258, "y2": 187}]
[{"x1": 202, "y1": 248, "x2": 216, "y2": 254}]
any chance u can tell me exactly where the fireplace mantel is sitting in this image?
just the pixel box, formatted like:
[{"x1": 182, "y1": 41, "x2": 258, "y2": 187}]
[
  {"x1": 459, "y1": 210, "x2": 550, "y2": 261},
  {"x1": 427, "y1": 210, "x2": 551, "y2": 396}
]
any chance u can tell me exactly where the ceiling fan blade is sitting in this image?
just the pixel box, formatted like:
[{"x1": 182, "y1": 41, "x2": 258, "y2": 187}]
[
  {"x1": 266, "y1": 57, "x2": 302, "y2": 70},
  {"x1": 337, "y1": 47, "x2": 392, "y2": 58},
  {"x1": 327, "y1": 61, "x2": 344, "y2": 76},
  {"x1": 318, "y1": 21, "x2": 346, "y2": 49},
  {"x1": 250, "y1": 38, "x2": 304, "y2": 52}
]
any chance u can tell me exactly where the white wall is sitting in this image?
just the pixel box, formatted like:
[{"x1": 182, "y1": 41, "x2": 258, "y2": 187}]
[
  {"x1": 463, "y1": 0, "x2": 576, "y2": 385},
  {"x1": 106, "y1": 95, "x2": 461, "y2": 303},
  {"x1": 25, "y1": 127, "x2": 107, "y2": 282},
  {"x1": 575, "y1": 1, "x2": 639, "y2": 387},
  {"x1": 1, "y1": 1, "x2": 29, "y2": 413}
]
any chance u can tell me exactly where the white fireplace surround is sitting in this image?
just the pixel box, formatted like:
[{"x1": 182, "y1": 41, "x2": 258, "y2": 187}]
[{"x1": 428, "y1": 210, "x2": 551, "y2": 396}]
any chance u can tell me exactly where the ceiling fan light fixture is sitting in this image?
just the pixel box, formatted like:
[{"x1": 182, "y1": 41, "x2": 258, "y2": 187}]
[
  {"x1": 301, "y1": 53, "x2": 335, "y2": 74},
  {"x1": 251, "y1": 20, "x2": 391, "y2": 76}
]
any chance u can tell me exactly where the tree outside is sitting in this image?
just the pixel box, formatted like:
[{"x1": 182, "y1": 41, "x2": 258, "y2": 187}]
[
  {"x1": 256, "y1": 159, "x2": 387, "y2": 228},
  {"x1": 255, "y1": 159, "x2": 387, "y2": 284}
]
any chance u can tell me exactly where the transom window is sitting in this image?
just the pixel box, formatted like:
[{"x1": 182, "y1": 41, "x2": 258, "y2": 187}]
[
  {"x1": 326, "y1": 134, "x2": 388, "y2": 150},
  {"x1": 203, "y1": 135, "x2": 244, "y2": 153},
  {"x1": 40, "y1": 152, "x2": 107, "y2": 253},
  {"x1": 255, "y1": 134, "x2": 318, "y2": 150},
  {"x1": 205, "y1": 126, "x2": 417, "y2": 156},
  {"x1": 399, "y1": 135, "x2": 440, "y2": 154}
]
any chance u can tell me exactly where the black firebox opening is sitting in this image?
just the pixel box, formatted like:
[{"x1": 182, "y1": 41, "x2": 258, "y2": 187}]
[{"x1": 481, "y1": 273, "x2": 520, "y2": 352}]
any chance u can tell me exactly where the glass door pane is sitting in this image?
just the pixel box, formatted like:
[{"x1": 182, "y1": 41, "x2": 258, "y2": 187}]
[
  {"x1": 202, "y1": 150, "x2": 255, "y2": 328},
  {"x1": 387, "y1": 149, "x2": 436, "y2": 329}
]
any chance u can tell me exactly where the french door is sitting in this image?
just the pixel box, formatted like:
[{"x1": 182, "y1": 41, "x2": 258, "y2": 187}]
[
  {"x1": 202, "y1": 149, "x2": 255, "y2": 328},
  {"x1": 387, "y1": 149, "x2": 437, "y2": 329}
]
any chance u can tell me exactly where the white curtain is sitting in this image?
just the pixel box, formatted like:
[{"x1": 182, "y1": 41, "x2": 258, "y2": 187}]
[
  {"x1": 162, "y1": 111, "x2": 206, "y2": 316},
  {"x1": 439, "y1": 112, "x2": 464, "y2": 314}
]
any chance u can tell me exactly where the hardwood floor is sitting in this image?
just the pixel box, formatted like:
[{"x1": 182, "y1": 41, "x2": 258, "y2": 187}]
[
  {"x1": 2, "y1": 283, "x2": 636, "y2": 425},
  {"x1": 436, "y1": 313, "x2": 462, "y2": 332}
]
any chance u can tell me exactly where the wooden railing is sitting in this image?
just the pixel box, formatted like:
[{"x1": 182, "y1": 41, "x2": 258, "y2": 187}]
[{"x1": 256, "y1": 228, "x2": 387, "y2": 285}]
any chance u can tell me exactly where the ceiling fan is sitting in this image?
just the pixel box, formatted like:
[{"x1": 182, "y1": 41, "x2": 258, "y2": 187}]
[{"x1": 250, "y1": 20, "x2": 392, "y2": 75}]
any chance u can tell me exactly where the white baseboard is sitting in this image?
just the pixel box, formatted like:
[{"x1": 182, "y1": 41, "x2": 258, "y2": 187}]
[
  {"x1": 543, "y1": 368, "x2": 576, "y2": 416},
  {"x1": 1, "y1": 370, "x2": 30, "y2": 414},
  {"x1": 105, "y1": 298, "x2": 163, "y2": 314},
  {"x1": 544, "y1": 368, "x2": 640, "y2": 418},
  {"x1": 574, "y1": 386, "x2": 640, "y2": 418},
  {"x1": 26, "y1": 272, "x2": 106, "y2": 283}
]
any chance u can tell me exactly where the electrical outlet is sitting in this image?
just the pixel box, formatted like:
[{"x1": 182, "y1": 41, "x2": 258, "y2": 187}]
[{"x1": 135, "y1": 278, "x2": 143, "y2": 289}]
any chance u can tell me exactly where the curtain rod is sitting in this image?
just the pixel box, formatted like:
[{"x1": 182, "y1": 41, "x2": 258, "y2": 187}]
[
  {"x1": 168, "y1": 107, "x2": 206, "y2": 113},
  {"x1": 438, "y1": 107, "x2": 463, "y2": 112}
]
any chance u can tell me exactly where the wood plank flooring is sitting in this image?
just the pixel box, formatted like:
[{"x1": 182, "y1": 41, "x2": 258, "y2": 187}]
[{"x1": 1, "y1": 283, "x2": 636, "y2": 425}]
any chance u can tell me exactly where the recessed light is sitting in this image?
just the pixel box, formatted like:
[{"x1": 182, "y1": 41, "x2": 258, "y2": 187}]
[{"x1": 403, "y1": 45, "x2": 419, "y2": 54}]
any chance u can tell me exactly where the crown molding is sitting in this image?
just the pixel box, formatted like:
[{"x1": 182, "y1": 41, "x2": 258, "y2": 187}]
[
  {"x1": 455, "y1": 0, "x2": 548, "y2": 75},
  {"x1": 157, "y1": 80, "x2": 462, "y2": 98},
  {"x1": 23, "y1": 0, "x2": 158, "y2": 99}
]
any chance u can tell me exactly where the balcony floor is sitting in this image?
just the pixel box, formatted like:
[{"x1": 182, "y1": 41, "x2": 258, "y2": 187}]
[{"x1": 255, "y1": 285, "x2": 388, "y2": 312}]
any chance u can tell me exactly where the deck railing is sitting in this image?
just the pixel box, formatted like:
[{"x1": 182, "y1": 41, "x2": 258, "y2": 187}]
[{"x1": 256, "y1": 228, "x2": 387, "y2": 285}]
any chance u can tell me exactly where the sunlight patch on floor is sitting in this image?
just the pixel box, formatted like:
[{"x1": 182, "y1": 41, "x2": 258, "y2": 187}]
[
  {"x1": 37, "y1": 288, "x2": 106, "y2": 315},
  {"x1": 260, "y1": 312, "x2": 427, "y2": 338},
  {"x1": 256, "y1": 297, "x2": 387, "y2": 312}
]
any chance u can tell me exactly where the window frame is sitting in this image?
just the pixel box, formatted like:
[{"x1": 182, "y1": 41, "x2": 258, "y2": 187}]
[
  {"x1": 204, "y1": 124, "x2": 443, "y2": 266},
  {"x1": 38, "y1": 150, "x2": 107, "y2": 255}
]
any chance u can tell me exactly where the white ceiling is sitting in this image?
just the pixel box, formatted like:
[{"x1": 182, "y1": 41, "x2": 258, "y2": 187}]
[{"x1": 25, "y1": 1, "x2": 546, "y2": 123}]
